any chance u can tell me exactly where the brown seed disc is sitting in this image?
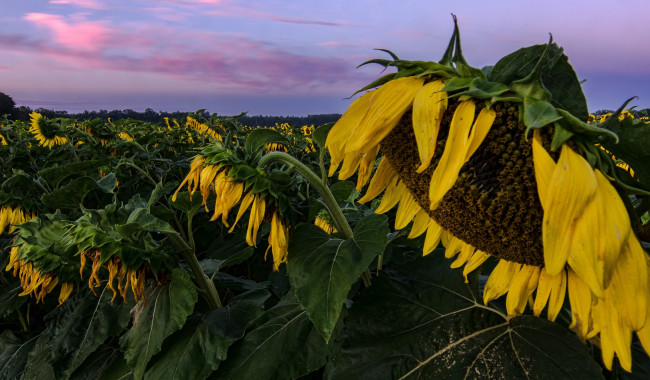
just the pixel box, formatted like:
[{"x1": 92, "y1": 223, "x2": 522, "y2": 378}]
[{"x1": 381, "y1": 101, "x2": 556, "y2": 266}]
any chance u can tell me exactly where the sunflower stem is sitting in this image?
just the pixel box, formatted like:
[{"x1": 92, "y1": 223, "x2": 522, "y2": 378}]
[
  {"x1": 166, "y1": 232, "x2": 222, "y2": 309},
  {"x1": 259, "y1": 152, "x2": 354, "y2": 239}
]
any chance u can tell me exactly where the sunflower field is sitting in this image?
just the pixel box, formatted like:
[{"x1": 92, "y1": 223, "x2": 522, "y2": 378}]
[{"x1": 2, "y1": 19, "x2": 650, "y2": 380}]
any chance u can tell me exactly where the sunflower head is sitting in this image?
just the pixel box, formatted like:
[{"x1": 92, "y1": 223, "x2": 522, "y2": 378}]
[{"x1": 325, "y1": 16, "x2": 650, "y2": 371}]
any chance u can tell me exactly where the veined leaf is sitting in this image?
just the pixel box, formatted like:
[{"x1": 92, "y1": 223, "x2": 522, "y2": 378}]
[
  {"x1": 120, "y1": 268, "x2": 198, "y2": 380},
  {"x1": 325, "y1": 253, "x2": 602, "y2": 379},
  {"x1": 215, "y1": 293, "x2": 331, "y2": 380},
  {"x1": 0, "y1": 332, "x2": 38, "y2": 380},
  {"x1": 287, "y1": 214, "x2": 389, "y2": 341}
]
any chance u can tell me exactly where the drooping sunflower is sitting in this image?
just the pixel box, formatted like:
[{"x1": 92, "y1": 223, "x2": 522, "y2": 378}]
[
  {"x1": 29, "y1": 112, "x2": 69, "y2": 148},
  {"x1": 326, "y1": 19, "x2": 650, "y2": 371},
  {"x1": 172, "y1": 143, "x2": 295, "y2": 271}
]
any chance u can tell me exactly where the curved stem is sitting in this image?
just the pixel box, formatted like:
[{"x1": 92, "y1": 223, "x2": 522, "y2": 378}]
[
  {"x1": 166, "y1": 232, "x2": 222, "y2": 309},
  {"x1": 259, "y1": 152, "x2": 353, "y2": 239}
]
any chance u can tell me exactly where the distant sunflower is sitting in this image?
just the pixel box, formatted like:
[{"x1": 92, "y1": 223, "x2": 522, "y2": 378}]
[
  {"x1": 29, "y1": 112, "x2": 68, "y2": 148},
  {"x1": 326, "y1": 21, "x2": 650, "y2": 371}
]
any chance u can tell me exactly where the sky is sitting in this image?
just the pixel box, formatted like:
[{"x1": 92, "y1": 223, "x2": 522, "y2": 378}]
[{"x1": 1, "y1": 0, "x2": 649, "y2": 116}]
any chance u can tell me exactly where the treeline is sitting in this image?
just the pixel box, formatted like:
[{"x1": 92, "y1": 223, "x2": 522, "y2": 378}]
[{"x1": 5, "y1": 104, "x2": 341, "y2": 127}]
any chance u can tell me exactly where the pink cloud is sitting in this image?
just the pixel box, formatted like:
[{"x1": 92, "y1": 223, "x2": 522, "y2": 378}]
[
  {"x1": 24, "y1": 13, "x2": 110, "y2": 51},
  {"x1": 49, "y1": 0, "x2": 106, "y2": 9}
]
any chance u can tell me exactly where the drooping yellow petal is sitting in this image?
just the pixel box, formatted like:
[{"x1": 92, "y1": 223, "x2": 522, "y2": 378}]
[
  {"x1": 543, "y1": 145, "x2": 597, "y2": 275},
  {"x1": 407, "y1": 209, "x2": 431, "y2": 239},
  {"x1": 374, "y1": 177, "x2": 402, "y2": 214},
  {"x1": 607, "y1": 233, "x2": 647, "y2": 331},
  {"x1": 450, "y1": 241, "x2": 475, "y2": 269},
  {"x1": 356, "y1": 144, "x2": 380, "y2": 190},
  {"x1": 229, "y1": 191, "x2": 255, "y2": 233},
  {"x1": 567, "y1": 268, "x2": 593, "y2": 340},
  {"x1": 358, "y1": 157, "x2": 397, "y2": 204},
  {"x1": 246, "y1": 195, "x2": 265, "y2": 247},
  {"x1": 567, "y1": 197, "x2": 604, "y2": 299},
  {"x1": 441, "y1": 230, "x2": 463, "y2": 259},
  {"x1": 532, "y1": 129, "x2": 555, "y2": 209},
  {"x1": 429, "y1": 100, "x2": 476, "y2": 210},
  {"x1": 465, "y1": 107, "x2": 497, "y2": 160},
  {"x1": 267, "y1": 212, "x2": 289, "y2": 271},
  {"x1": 483, "y1": 259, "x2": 520, "y2": 305},
  {"x1": 338, "y1": 150, "x2": 363, "y2": 180},
  {"x1": 599, "y1": 296, "x2": 633, "y2": 372},
  {"x1": 533, "y1": 267, "x2": 567, "y2": 322},
  {"x1": 594, "y1": 170, "x2": 632, "y2": 287},
  {"x1": 326, "y1": 90, "x2": 375, "y2": 174},
  {"x1": 422, "y1": 221, "x2": 443, "y2": 256},
  {"x1": 346, "y1": 76, "x2": 425, "y2": 154},
  {"x1": 394, "y1": 191, "x2": 421, "y2": 230},
  {"x1": 506, "y1": 265, "x2": 541, "y2": 316},
  {"x1": 412, "y1": 80, "x2": 447, "y2": 172},
  {"x1": 462, "y1": 250, "x2": 490, "y2": 283},
  {"x1": 635, "y1": 256, "x2": 650, "y2": 358},
  {"x1": 58, "y1": 282, "x2": 74, "y2": 306}
]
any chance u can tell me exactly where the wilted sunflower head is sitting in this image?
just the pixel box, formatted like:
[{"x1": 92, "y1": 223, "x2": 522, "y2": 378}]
[
  {"x1": 172, "y1": 141, "x2": 298, "y2": 270},
  {"x1": 326, "y1": 16, "x2": 650, "y2": 372},
  {"x1": 29, "y1": 112, "x2": 69, "y2": 148}
]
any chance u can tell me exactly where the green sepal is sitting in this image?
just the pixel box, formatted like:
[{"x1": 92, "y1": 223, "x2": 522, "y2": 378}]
[
  {"x1": 350, "y1": 73, "x2": 396, "y2": 96},
  {"x1": 550, "y1": 122, "x2": 574, "y2": 151},
  {"x1": 556, "y1": 108, "x2": 619, "y2": 143},
  {"x1": 439, "y1": 76, "x2": 474, "y2": 93},
  {"x1": 448, "y1": 78, "x2": 511, "y2": 100},
  {"x1": 522, "y1": 97, "x2": 563, "y2": 132},
  {"x1": 509, "y1": 36, "x2": 553, "y2": 101}
]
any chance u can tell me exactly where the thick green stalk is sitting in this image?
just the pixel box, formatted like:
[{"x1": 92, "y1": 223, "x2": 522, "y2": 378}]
[
  {"x1": 259, "y1": 152, "x2": 372, "y2": 287},
  {"x1": 167, "y1": 232, "x2": 222, "y2": 309},
  {"x1": 259, "y1": 152, "x2": 353, "y2": 239}
]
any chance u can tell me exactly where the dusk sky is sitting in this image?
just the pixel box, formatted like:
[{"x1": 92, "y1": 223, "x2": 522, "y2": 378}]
[{"x1": 1, "y1": 0, "x2": 649, "y2": 116}]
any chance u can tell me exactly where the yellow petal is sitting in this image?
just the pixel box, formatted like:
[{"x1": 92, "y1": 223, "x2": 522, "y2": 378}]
[
  {"x1": 412, "y1": 80, "x2": 447, "y2": 172},
  {"x1": 338, "y1": 150, "x2": 363, "y2": 180},
  {"x1": 484, "y1": 259, "x2": 520, "y2": 305},
  {"x1": 358, "y1": 157, "x2": 397, "y2": 204},
  {"x1": 422, "y1": 221, "x2": 443, "y2": 256},
  {"x1": 607, "y1": 233, "x2": 648, "y2": 331},
  {"x1": 58, "y1": 282, "x2": 74, "y2": 306},
  {"x1": 462, "y1": 250, "x2": 490, "y2": 283},
  {"x1": 533, "y1": 267, "x2": 567, "y2": 322},
  {"x1": 567, "y1": 268, "x2": 593, "y2": 340},
  {"x1": 450, "y1": 241, "x2": 475, "y2": 269},
  {"x1": 567, "y1": 198, "x2": 604, "y2": 299},
  {"x1": 465, "y1": 107, "x2": 497, "y2": 160},
  {"x1": 326, "y1": 90, "x2": 374, "y2": 169},
  {"x1": 407, "y1": 209, "x2": 430, "y2": 239},
  {"x1": 506, "y1": 265, "x2": 541, "y2": 316},
  {"x1": 543, "y1": 145, "x2": 597, "y2": 275},
  {"x1": 599, "y1": 296, "x2": 633, "y2": 372},
  {"x1": 532, "y1": 129, "x2": 555, "y2": 209},
  {"x1": 374, "y1": 177, "x2": 402, "y2": 214},
  {"x1": 441, "y1": 230, "x2": 463, "y2": 259},
  {"x1": 429, "y1": 100, "x2": 476, "y2": 210},
  {"x1": 229, "y1": 191, "x2": 255, "y2": 233},
  {"x1": 356, "y1": 144, "x2": 380, "y2": 190},
  {"x1": 346, "y1": 76, "x2": 425, "y2": 154},
  {"x1": 395, "y1": 191, "x2": 420, "y2": 230}
]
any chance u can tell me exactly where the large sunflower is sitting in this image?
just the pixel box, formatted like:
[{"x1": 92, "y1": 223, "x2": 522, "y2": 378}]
[
  {"x1": 326, "y1": 20, "x2": 650, "y2": 371},
  {"x1": 29, "y1": 112, "x2": 68, "y2": 148}
]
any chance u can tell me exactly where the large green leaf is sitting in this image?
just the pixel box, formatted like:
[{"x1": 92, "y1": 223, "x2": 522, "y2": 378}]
[
  {"x1": 46, "y1": 287, "x2": 132, "y2": 378},
  {"x1": 602, "y1": 118, "x2": 650, "y2": 188},
  {"x1": 312, "y1": 122, "x2": 335, "y2": 148},
  {"x1": 0, "y1": 283, "x2": 26, "y2": 318},
  {"x1": 215, "y1": 293, "x2": 331, "y2": 379},
  {"x1": 0, "y1": 331, "x2": 38, "y2": 380},
  {"x1": 114, "y1": 207, "x2": 177, "y2": 236},
  {"x1": 143, "y1": 319, "x2": 223, "y2": 380},
  {"x1": 329, "y1": 180, "x2": 356, "y2": 203},
  {"x1": 325, "y1": 253, "x2": 603, "y2": 379},
  {"x1": 120, "y1": 268, "x2": 198, "y2": 380},
  {"x1": 40, "y1": 176, "x2": 103, "y2": 209},
  {"x1": 287, "y1": 214, "x2": 389, "y2": 341},
  {"x1": 244, "y1": 128, "x2": 289, "y2": 155},
  {"x1": 490, "y1": 43, "x2": 588, "y2": 121}
]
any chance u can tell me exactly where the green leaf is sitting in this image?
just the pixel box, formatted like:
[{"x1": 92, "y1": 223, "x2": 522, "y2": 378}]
[
  {"x1": 205, "y1": 288, "x2": 271, "y2": 341},
  {"x1": 522, "y1": 97, "x2": 563, "y2": 131},
  {"x1": 215, "y1": 293, "x2": 331, "y2": 380},
  {"x1": 325, "y1": 253, "x2": 602, "y2": 379},
  {"x1": 40, "y1": 176, "x2": 99, "y2": 209},
  {"x1": 313, "y1": 122, "x2": 335, "y2": 148},
  {"x1": 0, "y1": 283, "x2": 26, "y2": 318},
  {"x1": 287, "y1": 214, "x2": 389, "y2": 341},
  {"x1": 0, "y1": 331, "x2": 38, "y2": 380},
  {"x1": 490, "y1": 43, "x2": 588, "y2": 121},
  {"x1": 244, "y1": 128, "x2": 289, "y2": 155},
  {"x1": 97, "y1": 173, "x2": 117, "y2": 193},
  {"x1": 170, "y1": 191, "x2": 203, "y2": 215},
  {"x1": 143, "y1": 319, "x2": 225, "y2": 380},
  {"x1": 38, "y1": 158, "x2": 112, "y2": 187},
  {"x1": 43, "y1": 286, "x2": 132, "y2": 378},
  {"x1": 120, "y1": 268, "x2": 198, "y2": 380},
  {"x1": 114, "y1": 208, "x2": 177, "y2": 236},
  {"x1": 602, "y1": 119, "x2": 650, "y2": 188},
  {"x1": 329, "y1": 180, "x2": 356, "y2": 203}
]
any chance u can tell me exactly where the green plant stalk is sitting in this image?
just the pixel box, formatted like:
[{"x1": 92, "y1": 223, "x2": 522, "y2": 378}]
[
  {"x1": 166, "y1": 232, "x2": 222, "y2": 309},
  {"x1": 259, "y1": 152, "x2": 372, "y2": 287}
]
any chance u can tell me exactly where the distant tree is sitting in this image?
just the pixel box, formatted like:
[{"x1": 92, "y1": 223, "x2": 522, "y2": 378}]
[{"x1": 0, "y1": 92, "x2": 16, "y2": 116}]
